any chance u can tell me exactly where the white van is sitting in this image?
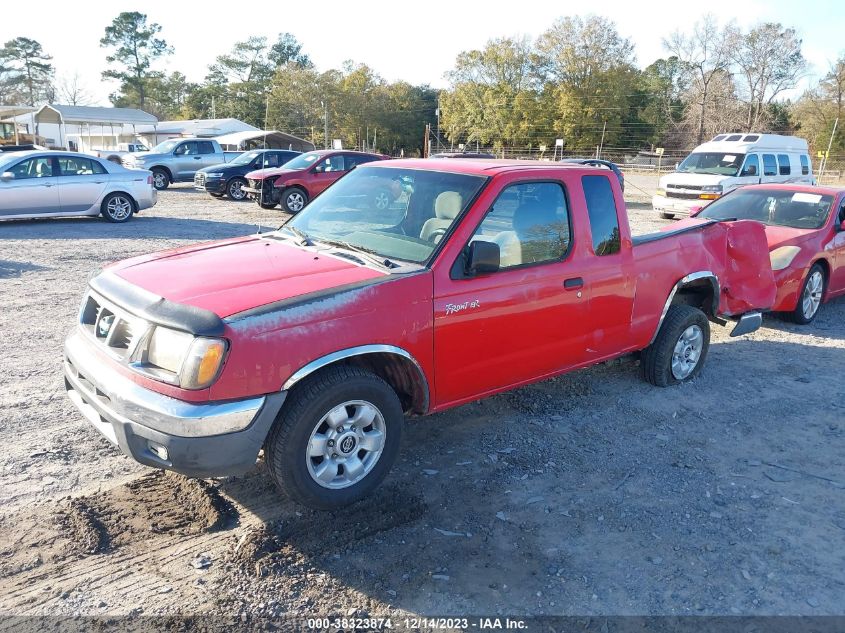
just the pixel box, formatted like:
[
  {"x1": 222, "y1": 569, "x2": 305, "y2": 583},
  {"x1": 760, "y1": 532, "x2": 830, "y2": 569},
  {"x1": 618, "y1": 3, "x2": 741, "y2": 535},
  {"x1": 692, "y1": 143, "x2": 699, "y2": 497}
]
[{"x1": 652, "y1": 133, "x2": 814, "y2": 219}]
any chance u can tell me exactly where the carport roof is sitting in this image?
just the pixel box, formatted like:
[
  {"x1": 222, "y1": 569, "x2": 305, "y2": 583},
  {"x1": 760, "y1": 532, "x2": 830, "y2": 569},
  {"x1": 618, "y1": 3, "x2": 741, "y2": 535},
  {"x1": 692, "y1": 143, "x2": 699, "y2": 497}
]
[
  {"x1": 35, "y1": 105, "x2": 158, "y2": 126},
  {"x1": 0, "y1": 105, "x2": 37, "y2": 120},
  {"x1": 212, "y1": 129, "x2": 316, "y2": 151}
]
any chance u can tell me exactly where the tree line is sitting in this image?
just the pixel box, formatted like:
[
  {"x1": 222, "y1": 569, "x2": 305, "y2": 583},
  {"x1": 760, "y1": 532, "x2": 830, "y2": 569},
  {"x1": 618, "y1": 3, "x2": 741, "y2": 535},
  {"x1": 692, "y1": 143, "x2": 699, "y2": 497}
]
[{"x1": 1, "y1": 11, "x2": 842, "y2": 155}]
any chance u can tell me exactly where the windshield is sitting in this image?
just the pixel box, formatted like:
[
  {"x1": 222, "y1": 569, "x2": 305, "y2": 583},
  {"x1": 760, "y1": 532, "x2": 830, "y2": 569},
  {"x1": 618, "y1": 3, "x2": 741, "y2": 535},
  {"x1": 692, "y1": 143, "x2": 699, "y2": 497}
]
[
  {"x1": 678, "y1": 152, "x2": 745, "y2": 176},
  {"x1": 280, "y1": 152, "x2": 322, "y2": 170},
  {"x1": 699, "y1": 188, "x2": 834, "y2": 229},
  {"x1": 284, "y1": 166, "x2": 488, "y2": 264},
  {"x1": 150, "y1": 140, "x2": 180, "y2": 154},
  {"x1": 230, "y1": 151, "x2": 261, "y2": 166}
]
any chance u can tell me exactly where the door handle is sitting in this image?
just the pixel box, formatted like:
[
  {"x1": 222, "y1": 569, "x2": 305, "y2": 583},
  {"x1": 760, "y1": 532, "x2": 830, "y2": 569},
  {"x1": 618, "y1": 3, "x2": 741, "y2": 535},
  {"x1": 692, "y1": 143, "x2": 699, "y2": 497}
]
[
  {"x1": 43, "y1": 183, "x2": 54, "y2": 187},
  {"x1": 563, "y1": 277, "x2": 583, "y2": 290},
  {"x1": 193, "y1": 156, "x2": 202, "y2": 160}
]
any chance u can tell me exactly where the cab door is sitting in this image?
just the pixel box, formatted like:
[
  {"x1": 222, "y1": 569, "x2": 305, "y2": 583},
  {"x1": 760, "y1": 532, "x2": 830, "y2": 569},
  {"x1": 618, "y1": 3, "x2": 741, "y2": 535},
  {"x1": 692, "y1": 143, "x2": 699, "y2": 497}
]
[
  {"x1": 172, "y1": 141, "x2": 198, "y2": 180},
  {"x1": 432, "y1": 180, "x2": 590, "y2": 406},
  {"x1": 828, "y1": 195, "x2": 845, "y2": 295},
  {"x1": 309, "y1": 154, "x2": 346, "y2": 195}
]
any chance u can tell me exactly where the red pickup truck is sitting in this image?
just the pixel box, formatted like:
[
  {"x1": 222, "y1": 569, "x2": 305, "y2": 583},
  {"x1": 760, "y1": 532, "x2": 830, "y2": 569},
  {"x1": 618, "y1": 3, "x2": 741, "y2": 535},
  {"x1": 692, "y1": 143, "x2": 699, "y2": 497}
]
[
  {"x1": 64, "y1": 160, "x2": 776, "y2": 509},
  {"x1": 243, "y1": 149, "x2": 388, "y2": 213}
]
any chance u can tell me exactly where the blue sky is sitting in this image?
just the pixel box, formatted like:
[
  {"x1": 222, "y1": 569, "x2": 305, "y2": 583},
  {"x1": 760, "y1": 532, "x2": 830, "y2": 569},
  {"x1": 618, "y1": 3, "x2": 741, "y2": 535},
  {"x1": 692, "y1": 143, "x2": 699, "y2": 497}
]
[{"x1": 1, "y1": 0, "x2": 842, "y2": 106}]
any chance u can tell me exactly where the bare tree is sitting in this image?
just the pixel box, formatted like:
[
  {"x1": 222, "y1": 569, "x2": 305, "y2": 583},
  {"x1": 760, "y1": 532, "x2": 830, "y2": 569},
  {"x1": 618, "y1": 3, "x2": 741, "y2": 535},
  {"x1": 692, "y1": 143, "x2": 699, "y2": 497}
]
[
  {"x1": 730, "y1": 23, "x2": 806, "y2": 131},
  {"x1": 663, "y1": 15, "x2": 734, "y2": 144},
  {"x1": 56, "y1": 72, "x2": 93, "y2": 105}
]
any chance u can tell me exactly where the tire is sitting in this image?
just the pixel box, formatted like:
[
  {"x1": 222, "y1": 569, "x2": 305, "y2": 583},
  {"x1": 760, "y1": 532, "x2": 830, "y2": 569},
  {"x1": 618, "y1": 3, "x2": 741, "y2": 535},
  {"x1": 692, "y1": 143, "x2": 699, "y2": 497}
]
[
  {"x1": 641, "y1": 304, "x2": 710, "y2": 387},
  {"x1": 100, "y1": 192, "x2": 135, "y2": 223},
  {"x1": 786, "y1": 263, "x2": 825, "y2": 325},
  {"x1": 151, "y1": 169, "x2": 169, "y2": 190},
  {"x1": 226, "y1": 177, "x2": 248, "y2": 201},
  {"x1": 265, "y1": 365, "x2": 403, "y2": 510},
  {"x1": 282, "y1": 187, "x2": 308, "y2": 213},
  {"x1": 259, "y1": 201, "x2": 278, "y2": 209},
  {"x1": 210, "y1": 193, "x2": 225, "y2": 199},
  {"x1": 660, "y1": 212, "x2": 675, "y2": 220}
]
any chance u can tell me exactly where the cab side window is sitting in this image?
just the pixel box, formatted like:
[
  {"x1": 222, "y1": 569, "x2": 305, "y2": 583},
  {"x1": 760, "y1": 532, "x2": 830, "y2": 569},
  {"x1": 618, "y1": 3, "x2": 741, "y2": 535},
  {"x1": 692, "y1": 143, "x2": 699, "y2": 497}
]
[
  {"x1": 314, "y1": 155, "x2": 345, "y2": 173},
  {"x1": 468, "y1": 182, "x2": 571, "y2": 269},
  {"x1": 741, "y1": 154, "x2": 759, "y2": 177},
  {"x1": 174, "y1": 142, "x2": 196, "y2": 155},
  {"x1": 777, "y1": 154, "x2": 791, "y2": 176},
  {"x1": 582, "y1": 175, "x2": 621, "y2": 256},
  {"x1": 58, "y1": 156, "x2": 106, "y2": 176},
  {"x1": 800, "y1": 154, "x2": 810, "y2": 176},
  {"x1": 196, "y1": 141, "x2": 215, "y2": 155},
  {"x1": 762, "y1": 154, "x2": 777, "y2": 176}
]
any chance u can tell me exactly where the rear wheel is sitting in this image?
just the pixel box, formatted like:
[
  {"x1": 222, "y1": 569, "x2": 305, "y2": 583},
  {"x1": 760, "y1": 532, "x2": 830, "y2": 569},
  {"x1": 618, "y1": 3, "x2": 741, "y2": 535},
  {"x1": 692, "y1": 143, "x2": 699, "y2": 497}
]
[
  {"x1": 226, "y1": 177, "x2": 248, "y2": 201},
  {"x1": 787, "y1": 264, "x2": 825, "y2": 324},
  {"x1": 151, "y1": 169, "x2": 169, "y2": 190},
  {"x1": 259, "y1": 201, "x2": 278, "y2": 209},
  {"x1": 641, "y1": 304, "x2": 710, "y2": 387},
  {"x1": 101, "y1": 193, "x2": 135, "y2": 223},
  {"x1": 660, "y1": 212, "x2": 675, "y2": 220},
  {"x1": 265, "y1": 365, "x2": 403, "y2": 509},
  {"x1": 282, "y1": 187, "x2": 308, "y2": 213}
]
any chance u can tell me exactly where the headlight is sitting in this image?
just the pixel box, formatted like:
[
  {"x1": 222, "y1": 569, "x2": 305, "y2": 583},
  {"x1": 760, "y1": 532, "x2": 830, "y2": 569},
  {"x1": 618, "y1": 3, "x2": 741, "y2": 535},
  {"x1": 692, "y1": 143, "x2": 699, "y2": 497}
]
[
  {"x1": 699, "y1": 185, "x2": 722, "y2": 200},
  {"x1": 205, "y1": 172, "x2": 224, "y2": 178},
  {"x1": 656, "y1": 188, "x2": 666, "y2": 196},
  {"x1": 137, "y1": 326, "x2": 228, "y2": 390},
  {"x1": 769, "y1": 245, "x2": 801, "y2": 271}
]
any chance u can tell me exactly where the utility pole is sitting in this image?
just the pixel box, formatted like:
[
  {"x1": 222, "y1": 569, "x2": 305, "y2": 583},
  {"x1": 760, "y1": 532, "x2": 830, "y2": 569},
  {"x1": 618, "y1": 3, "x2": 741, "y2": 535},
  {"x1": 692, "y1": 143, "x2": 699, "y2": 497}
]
[
  {"x1": 436, "y1": 100, "x2": 440, "y2": 152},
  {"x1": 597, "y1": 121, "x2": 607, "y2": 159},
  {"x1": 321, "y1": 101, "x2": 329, "y2": 149}
]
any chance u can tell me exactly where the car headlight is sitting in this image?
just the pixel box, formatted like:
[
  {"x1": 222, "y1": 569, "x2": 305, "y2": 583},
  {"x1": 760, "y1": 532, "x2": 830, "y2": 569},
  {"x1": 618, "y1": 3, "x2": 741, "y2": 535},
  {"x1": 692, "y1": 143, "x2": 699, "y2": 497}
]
[
  {"x1": 699, "y1": 185, "x2": 723, "y2": 200},
  {"x1": 136, "y1": 326, "x2": 228, "y2": 390},
  {"x1": 205, "y1": 172, "x2": 224, "y2": 178},
  {"x1": 769, "y1": 245, "x2": 801, "y2": 271},
  {"x1": 656, "y1": 188, "x2": 666, "y2": 196}
]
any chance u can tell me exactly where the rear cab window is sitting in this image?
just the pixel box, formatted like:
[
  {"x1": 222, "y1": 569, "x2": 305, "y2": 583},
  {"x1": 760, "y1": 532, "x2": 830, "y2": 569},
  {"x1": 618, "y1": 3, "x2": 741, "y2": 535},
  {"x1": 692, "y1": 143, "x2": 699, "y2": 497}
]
[{"x1": 582, "y1": 175, "x2": 621, "y2": 256}]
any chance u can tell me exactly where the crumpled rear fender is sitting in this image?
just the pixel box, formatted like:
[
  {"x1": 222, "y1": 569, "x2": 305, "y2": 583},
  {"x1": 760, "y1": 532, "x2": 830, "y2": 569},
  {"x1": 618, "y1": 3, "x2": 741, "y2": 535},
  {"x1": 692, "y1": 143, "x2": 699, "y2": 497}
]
[{"x1": 717, "y1": 220, "x2": 776, "y2": 316}]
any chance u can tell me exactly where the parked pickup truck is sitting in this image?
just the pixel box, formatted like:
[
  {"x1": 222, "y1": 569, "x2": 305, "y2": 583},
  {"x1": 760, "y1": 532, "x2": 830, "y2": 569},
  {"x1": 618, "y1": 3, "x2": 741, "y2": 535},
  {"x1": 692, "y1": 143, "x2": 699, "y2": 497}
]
[
  {"x1": 242, "y1": 149, "x2": 388, "y2": 212},
  {"x1": 63, "y1": 159, "x2": 776, "y2": 509},
  {"x1": 92, "y1": 143, "x2": 150, "y2": 164},
  {"x1": 122, "y1": 138, "x2": 242, "y2": 190},
  {"x1": 194, "y1": 149, "x2": 301, "y2": 201}
]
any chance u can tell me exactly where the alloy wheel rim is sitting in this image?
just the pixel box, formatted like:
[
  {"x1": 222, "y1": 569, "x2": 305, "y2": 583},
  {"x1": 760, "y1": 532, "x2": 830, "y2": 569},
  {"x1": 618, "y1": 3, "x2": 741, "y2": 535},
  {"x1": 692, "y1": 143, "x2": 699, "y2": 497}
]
[
  {"x1": 802, "y1": 271, "x2": 823, "y2": 319},
  {"x1": 153, "y1": 173, "x2": 166, "y2": 188},
  {"x1": 230, "y1": 180, "x2": 246, "y2": 199},
  {"x1": 306, "y1": 400, "x2": 386, "y2": 489},
  {"x1": 287, "y1": 192, "x2": 304, "y2": 212},
  {"x1": 671, "y1": 325, "x2": 703, "y2": 380},
  {"x1": 107, "y1": 196, "x2": 132, "y2": 220}
]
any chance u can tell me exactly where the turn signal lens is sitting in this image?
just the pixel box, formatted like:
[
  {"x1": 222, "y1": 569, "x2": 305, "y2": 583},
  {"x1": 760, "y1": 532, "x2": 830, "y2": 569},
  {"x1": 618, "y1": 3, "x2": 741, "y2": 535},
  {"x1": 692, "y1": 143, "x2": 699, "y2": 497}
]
[
  {"x1": 179, "y1": 338, "x2": 228, "y2": 390},
  {"x1": 698, "y1": 193, "x2": 721, "y2": 200}
]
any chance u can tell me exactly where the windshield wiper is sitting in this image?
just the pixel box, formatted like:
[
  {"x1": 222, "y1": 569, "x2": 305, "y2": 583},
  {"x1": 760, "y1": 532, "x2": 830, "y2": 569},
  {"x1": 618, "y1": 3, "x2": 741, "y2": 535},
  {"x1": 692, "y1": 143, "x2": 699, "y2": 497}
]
[
  {"x1": 283, "y1": 225, "x2": 313, "y2": 246},
  {"x1": 316, "y1": 239, "x2": 399, "y2": 269}
]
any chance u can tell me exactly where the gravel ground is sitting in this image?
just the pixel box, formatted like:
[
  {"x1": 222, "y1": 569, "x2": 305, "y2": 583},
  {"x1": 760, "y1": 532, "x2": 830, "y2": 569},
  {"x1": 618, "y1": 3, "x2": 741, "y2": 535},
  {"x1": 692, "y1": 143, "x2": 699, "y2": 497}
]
[{"x1": 1, "y1": 183, "x2": 844, "y2": 619}]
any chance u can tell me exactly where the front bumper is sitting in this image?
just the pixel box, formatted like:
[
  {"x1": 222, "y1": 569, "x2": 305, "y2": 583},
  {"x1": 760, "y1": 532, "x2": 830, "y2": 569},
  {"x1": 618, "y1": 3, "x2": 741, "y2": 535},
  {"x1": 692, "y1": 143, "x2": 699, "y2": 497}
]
[
  {"x1": 63, "y1": 329, "x2": 286, "y2": 477},
  {"x1": 652, "y1": 195, "x2": 700, "y2": 216},
  {"x1": 196, "y1": 177, "x2": 226, "y2": 194}
]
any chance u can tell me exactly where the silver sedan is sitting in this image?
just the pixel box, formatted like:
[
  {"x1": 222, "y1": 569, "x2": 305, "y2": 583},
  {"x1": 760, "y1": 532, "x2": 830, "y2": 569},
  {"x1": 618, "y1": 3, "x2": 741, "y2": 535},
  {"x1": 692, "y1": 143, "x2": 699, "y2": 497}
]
[{"x1": 0, "y1": 151, "x2": 157, "y2": 223}]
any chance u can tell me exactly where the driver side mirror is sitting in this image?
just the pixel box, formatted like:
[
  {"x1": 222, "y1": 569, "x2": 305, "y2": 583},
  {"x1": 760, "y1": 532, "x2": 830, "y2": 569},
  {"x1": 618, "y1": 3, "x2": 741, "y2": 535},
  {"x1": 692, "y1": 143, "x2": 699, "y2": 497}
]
[
  {"x1": 466, "y1": 240, "x2": 500, "y2": 276},
  {"x1": 0, "y1": 171, "x2": 14, "y2": 182}
]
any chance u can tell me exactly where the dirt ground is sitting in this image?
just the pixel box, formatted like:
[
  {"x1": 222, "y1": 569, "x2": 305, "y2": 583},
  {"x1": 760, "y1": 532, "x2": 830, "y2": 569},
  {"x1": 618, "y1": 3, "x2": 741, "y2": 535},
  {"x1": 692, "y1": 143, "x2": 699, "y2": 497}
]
[{"x1": 1, "y1": 182, "x2": 844, "y2": 620}]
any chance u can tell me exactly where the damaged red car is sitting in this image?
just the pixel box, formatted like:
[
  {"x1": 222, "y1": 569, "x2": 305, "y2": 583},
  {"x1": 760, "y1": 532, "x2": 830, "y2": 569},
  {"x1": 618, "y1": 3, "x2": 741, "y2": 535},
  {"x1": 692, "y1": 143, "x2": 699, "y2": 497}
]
[
  {"x1": 688, "y1": 184, "x2": 845, "y2": 323},
  {"x1": 64, "y1": 160, "x2": 776, "y2": 509},
  {"x1": 242, "y1": 149, "x2": 389, "y2": 213}
]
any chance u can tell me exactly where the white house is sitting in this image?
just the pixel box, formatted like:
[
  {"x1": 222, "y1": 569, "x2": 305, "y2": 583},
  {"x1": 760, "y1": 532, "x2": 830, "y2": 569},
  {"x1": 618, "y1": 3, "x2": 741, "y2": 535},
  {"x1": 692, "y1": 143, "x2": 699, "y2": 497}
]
[{"x1": 135, "y1": 118, "x2": 258, "y2": 146}]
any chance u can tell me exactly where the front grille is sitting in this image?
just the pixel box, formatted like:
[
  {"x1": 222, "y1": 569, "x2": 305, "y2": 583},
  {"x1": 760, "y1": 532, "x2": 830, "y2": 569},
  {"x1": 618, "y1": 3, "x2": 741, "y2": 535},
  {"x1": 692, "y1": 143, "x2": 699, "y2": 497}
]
[
  {"x1": 248, "y1": 178, "x2": 260, "y2": 189},
  {"x1": 666, "y1": 191, "x2": 702, "y2": 200},
  {"x1": 667, "y1": 184, "x2": 703, "y2": 191},
  {"x1": 194, "y1": 172, "x2": 207, "y2": 187},
  {"x1": 79, "y1": 293, "x2": 149, "y2": 361}
]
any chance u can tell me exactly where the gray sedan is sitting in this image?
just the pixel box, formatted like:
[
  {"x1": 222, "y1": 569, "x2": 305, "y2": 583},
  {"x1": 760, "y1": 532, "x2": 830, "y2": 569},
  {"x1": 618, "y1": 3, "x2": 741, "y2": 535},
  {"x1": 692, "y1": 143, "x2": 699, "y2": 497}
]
[{"x1": 0, "y1": 151, "x2": 157, "y2": 223}]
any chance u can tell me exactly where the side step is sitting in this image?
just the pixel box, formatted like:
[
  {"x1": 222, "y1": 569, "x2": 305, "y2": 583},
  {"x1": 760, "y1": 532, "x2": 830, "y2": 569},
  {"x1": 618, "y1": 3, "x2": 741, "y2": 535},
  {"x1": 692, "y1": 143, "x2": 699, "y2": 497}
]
[{"x1": 730, "y1": 311, "x2": 763, "y2": 337}]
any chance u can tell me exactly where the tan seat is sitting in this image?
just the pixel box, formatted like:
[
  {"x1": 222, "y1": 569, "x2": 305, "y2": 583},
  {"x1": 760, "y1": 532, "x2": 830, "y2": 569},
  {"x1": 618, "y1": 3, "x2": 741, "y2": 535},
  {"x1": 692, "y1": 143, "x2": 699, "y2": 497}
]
[
  {"x1": 492, "y1": 200, "x2": 562, "y2": 268},
  {"x1": 420, "y1": 191, "x2": 462, "y2": 243}
]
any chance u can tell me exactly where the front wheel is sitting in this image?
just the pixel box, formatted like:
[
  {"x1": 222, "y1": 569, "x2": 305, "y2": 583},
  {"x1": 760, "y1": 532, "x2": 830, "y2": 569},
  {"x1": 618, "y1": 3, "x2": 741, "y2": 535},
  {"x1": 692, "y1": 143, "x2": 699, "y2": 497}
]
[
  {"x1": 641, "y1": 304, "x2": 710, "y2": 387},
  {"x1": 265, "y1": 365, "x2": 403, "y2": 509},
  {"x1": 226, "y1": 177, "x2": 248, "y2": 201},
  {"x1": 787, "y1": 264, "x2": 825, "y2": 324},
  {"x1": 151, "y1": 169, "x2": 169, "y2": 190},
  {"x1": 100, "y1": 193, "x2": 135, "y2": 223},
  {"x1": 660, "y1": 212, "x2": 675, "y2": 220},
  {"x1": 282, "y1": 188, "x2": 308, "y2": 213}
]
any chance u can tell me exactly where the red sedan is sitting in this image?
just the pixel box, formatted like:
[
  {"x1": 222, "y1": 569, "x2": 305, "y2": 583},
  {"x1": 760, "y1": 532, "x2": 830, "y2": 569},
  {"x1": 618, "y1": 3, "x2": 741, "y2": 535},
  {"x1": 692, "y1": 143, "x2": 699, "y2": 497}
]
[{"x1": 689, "y1": 184, "x2": 845, "y2": 323}]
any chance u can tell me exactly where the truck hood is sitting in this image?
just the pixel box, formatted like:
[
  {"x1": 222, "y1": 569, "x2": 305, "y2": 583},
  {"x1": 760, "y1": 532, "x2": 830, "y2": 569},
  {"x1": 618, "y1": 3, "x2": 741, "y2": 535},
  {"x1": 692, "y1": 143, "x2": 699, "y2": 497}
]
[
  {"x1": 245, "y1": 167, "x2": 301, "y2": 181},
  {"x1": 106, "y1": 236, "x2": 385, "y2": 318},
  {"x1": 659, "y1": 172, "x2": 730, "y2": 188},
  {"x1": 127, "y1": 151, "x2": 165, "y2": 162}
]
